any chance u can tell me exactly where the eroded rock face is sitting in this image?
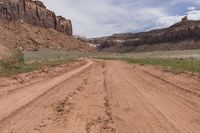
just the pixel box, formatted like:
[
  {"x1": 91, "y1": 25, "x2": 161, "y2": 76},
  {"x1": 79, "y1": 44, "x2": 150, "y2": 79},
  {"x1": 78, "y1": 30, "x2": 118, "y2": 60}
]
[
  {"x1": 0, "y1": 0, "x2": 72, "y2": 35},
  {"x1": 91, "y1": 16, "x2": 200, "y2": 51}
]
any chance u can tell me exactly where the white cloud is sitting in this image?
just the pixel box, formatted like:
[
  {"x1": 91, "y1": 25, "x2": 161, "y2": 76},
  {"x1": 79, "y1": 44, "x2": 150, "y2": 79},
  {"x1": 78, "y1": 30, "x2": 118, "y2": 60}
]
[
  {"x1": 155, "y1": 16, "x2": 182, "y2": 28},
  {"x1": 171, "y1": 0, "x2": 200, "y2": 5},
  {"x1": 187, "y1": 10, "x2": 200, "y2": 20},
  {"x1": 188, "y1": 6, "x2": 196, "y2": 11},
  {"x1": 154, "y1": 8, "x2": 200, "y2": 29},
  {"x1": 40, "y1": 0, "x2": 167, "y2": 37},
  {"x1": 40, "y1": 0, "x2": 200, "y2": 37}
]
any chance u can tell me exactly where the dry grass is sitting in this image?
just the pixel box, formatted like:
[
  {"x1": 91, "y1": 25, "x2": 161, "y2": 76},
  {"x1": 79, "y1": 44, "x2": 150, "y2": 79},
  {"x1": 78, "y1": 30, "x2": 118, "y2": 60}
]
[
  {"x1": 93, "y1": 49, "x2": 200, "y2": 60},
  {"x1": 0, "y1": 51, "x2": 88, "y2": 77},
  {"x1": 1, "y1": 49, "x2": 200, "y2": 76},
  {"x1": 92, "y1": 49, "x2": 200, "y2": 73}
]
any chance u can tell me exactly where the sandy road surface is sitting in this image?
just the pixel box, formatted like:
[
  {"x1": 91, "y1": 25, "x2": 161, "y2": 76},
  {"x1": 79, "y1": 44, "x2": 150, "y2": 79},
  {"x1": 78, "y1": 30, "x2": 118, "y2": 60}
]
[{"x1": 0, "y1": 59, "x2": 200, "y2": 133}]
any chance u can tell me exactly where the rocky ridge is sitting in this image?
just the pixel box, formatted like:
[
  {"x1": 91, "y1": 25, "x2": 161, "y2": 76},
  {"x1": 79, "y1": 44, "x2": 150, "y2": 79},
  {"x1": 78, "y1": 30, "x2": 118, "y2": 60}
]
[
  {"x1": 90, "y1": 17, "x2": 200, "y2": 52},
  {"x1": 0, "y1": 0, "x2": 72, "y2": 35}
]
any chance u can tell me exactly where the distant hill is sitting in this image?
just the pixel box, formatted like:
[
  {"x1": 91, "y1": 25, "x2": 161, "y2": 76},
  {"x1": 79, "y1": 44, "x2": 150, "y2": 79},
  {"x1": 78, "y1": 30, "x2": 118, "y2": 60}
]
[{"x1": 90, "y1": 16, "x2": 200, "y2": 52}]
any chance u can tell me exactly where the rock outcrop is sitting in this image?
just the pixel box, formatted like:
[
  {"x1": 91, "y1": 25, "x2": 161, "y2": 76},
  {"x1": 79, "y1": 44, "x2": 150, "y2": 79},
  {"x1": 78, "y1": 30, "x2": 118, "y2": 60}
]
[
  {"x1": 90, "y1": 16, "x2": 200, "y2": 52},
  {"x1": 0, "y1": 0, "x2": 72, "y2": 35}
]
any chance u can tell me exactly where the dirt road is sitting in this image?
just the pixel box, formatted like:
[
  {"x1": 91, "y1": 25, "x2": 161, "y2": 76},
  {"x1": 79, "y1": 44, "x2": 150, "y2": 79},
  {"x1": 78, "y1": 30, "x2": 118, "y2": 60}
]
[{"x1": 0, "y1": 59, "x2": 200, "y2": 133}]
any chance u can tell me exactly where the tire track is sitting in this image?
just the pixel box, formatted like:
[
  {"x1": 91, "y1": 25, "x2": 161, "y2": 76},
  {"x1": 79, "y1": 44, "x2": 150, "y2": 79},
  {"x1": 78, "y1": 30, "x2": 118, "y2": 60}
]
[
  {"x1": 34, "y1": 73, "x2": 90, "y2": 132},
  {"x1": 144, "y1": 71, "x2": 200, "y2": 98},
  {"x1": 1, "y1": 59, "x2": 200, "y2": 133},
  {"x1": 105, "y1": 60, "x2": 200, "y2": 133},
  {"x1": 0, "y1": 59, "x2": 93, "y2": 132},
  {"x1": 86, "y1": 64, "x2": 116, "y2": 133}
]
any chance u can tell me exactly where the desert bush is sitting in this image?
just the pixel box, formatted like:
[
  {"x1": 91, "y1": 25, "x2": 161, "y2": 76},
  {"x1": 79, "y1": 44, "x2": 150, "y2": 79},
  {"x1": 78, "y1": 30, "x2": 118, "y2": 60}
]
[
  {"x1": 1, "y1": 49, "x2": 24, "y2": 68},
  {"x1": 12, "y1": 49, "x2": 24, "y2": 63}
]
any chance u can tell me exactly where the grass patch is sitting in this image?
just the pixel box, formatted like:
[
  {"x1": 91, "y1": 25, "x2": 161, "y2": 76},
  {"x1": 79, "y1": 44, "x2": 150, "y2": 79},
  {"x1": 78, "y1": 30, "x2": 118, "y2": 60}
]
[
  {"x1": 1, "y1": 49, "x2": 200, "y2": 76},
  {"x1": 23, "y1": 51, "x2": 96, "y2": 63},
  {"x1": 0, "y1": 62, "x2": 41, "y2": 77},
  {"x1": 92, "y1": 49, "x2": 200, "y2": 73},
  {"x1": 126, "y1": 58, "x2": 200, "y2": 73},
  {"x1": 0, "y1": 51, "x2": 84, "y2": 77},
  {"x1": 94, "y1": 56, "x2": 200, "y2": 73},
  {"x1": 0, "y1": 58, "x2": 78, "y2": 77}
]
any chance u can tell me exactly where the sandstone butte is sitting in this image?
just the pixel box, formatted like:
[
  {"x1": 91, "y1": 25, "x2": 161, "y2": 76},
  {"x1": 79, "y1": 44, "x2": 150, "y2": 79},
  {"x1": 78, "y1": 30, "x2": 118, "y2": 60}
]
[{"x1": 0, "y1": 0, "x2": 72, "y2": 36}]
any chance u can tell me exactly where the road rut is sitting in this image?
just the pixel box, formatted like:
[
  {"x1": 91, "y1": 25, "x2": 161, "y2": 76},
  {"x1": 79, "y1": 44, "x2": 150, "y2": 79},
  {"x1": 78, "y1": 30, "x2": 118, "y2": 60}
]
[{"x1": 0, "y1": 59, "x2": 200, "y2": 133}]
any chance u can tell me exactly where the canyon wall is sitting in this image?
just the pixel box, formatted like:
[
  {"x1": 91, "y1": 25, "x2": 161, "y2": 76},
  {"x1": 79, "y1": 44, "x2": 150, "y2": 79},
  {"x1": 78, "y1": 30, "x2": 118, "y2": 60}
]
[
  {"x1": 0, "y1": 0, "x2": 72, "y2": 35},
  {"x1": 91, "y1": 17, "x2": 200, "y2": 52}
]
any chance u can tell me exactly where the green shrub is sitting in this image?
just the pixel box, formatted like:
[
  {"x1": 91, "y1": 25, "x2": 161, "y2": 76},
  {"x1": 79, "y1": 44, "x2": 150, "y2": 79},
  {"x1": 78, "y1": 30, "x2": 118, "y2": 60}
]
[
  {"x1": 1, "y1": 49, "x2": 24, "y2": 68},
  {"x1": 13, "y1": 49, "x2": 24, "y2": 63}
]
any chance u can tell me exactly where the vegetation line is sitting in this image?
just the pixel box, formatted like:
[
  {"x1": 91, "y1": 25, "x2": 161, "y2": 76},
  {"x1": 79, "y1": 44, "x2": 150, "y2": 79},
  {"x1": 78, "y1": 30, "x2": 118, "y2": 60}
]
[
  {"x1": 95, "y1": 56, "x2": 200, "y2": 73},
  {"x1": 1, "y1": 50, "x2": 200, "y2": 77},
  {"x1": 0, "y1": 50, "x2": 79, "y2": 77}
]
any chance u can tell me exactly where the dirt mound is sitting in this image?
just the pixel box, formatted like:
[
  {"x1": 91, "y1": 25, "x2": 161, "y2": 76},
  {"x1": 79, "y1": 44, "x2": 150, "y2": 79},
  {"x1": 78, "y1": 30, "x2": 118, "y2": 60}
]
[{"x1": 0, "y1": 20, "x2": 93, "y2": 51}]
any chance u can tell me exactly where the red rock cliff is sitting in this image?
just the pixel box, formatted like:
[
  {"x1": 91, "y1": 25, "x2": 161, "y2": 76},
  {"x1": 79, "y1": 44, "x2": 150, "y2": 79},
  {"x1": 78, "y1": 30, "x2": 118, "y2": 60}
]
[{"x1": 0, "y1": 0, "x2": 72, "y2": 35}]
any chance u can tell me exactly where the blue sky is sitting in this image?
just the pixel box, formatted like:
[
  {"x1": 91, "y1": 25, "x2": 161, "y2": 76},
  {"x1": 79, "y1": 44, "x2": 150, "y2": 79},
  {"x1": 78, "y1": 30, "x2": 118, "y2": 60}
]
[{"x1": 41, "y1": 0, "x2": 200, "y2": 37}]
